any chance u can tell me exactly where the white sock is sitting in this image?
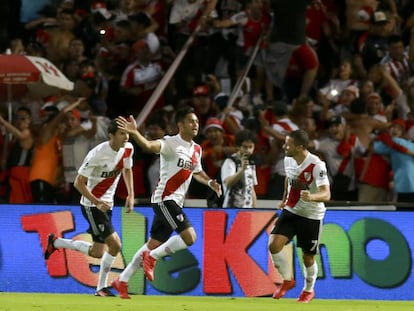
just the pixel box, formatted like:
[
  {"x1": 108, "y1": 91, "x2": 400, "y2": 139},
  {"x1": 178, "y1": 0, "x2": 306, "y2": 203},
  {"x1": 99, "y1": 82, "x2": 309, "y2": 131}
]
[
  {"x1": 97, "y1": 251, "x2": 116, "y2": 290},
  {"x1": 150, "y1": 235, "x2": 187, "y2": 260},
  {"x1": 54, "y1": 238, "x2": 91, "y2": 255},
  {"x1": 119, "y1": 244, "x2": 149, "y2": 282},
  {"x1": 271, "y1": 250, "x2": 292, "y2": 281},
  {"x1": 303, "y1": 262, "x2": 318, "y2": 292}
]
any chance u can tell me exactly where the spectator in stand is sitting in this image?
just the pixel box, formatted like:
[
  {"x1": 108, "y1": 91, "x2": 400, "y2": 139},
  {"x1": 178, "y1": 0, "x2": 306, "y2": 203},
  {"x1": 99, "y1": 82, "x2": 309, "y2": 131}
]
[
  {"x1": 380, "y1": 35, "x2": 412, "y2": 87},
  {"x1": 283, "y1": 43, "x2": 320, "y2": 103},
  {"x1": 261, "y1": 101, "x2": 299, "y2": 199},
  {"x1": 343, "y1": 98, "x2": 391, "y2": 202},
  {"x1": 319, "y1": 85, "x2": 360, "y2": 121},
  {"x1": 120, "y1": 39, "x2": 164, "y2": 117},
  {"x1": 42, "y1": 8, "x2": 76, "y2": 67},
  {"x1": 168, "y1": 0, "x2": 219, "y2": 83},
  {"x1": 359, "y1": 10, "x2": 394, "y2": 71},
  {"x1": 365, "y1": 64, "x2": 403, "y2": 113},
  {"x1": 318, "y1": 59, "x2": 358, "y2": 104},
  {"x1": 128, "y1": 11, "x2": 160, "y2": 45},
  {"x1": 187, "y1": 84, "x2": 220, "y2": 142},
  {"x1": 314, "y1": 116, "x2": 365, "y2": 201},
  {"x1": 212, "y1": 0, "x2": 272, "y2": 104},
  {"x1": 201, "y1": 117, "x2": 236, "y2": 179},
  {"x1": 29, "y1": 99, "x2": 83, "y2": 203},
  {"x1": 264, "y1": 0, "x2": 309, "y2": 98},
  {"x1": 373, "y1": 118, "x2": 414, "y2": 202},
  {"x1": 61, "y1": 109, "x2": 97, "y2": 204},
  {"x1": 144, "y1": 111, "x2": 168, "y2": 194},
  {"x1": 0, "y1": 107, "x2": 34, "y2": 203}
]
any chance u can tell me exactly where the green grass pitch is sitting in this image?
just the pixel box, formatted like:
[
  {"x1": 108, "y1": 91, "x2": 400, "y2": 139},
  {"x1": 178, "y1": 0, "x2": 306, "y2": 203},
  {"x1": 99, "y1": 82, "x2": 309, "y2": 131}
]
[{"x1": 0, "y1": 293, "x2": 413, "y2": 311}]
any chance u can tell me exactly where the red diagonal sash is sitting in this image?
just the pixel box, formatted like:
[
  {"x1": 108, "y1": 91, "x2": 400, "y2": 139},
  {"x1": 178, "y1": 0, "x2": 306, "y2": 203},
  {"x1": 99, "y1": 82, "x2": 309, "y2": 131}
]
[{"x1": 91, "y1": 148, "x2": 132, "y2": 198}]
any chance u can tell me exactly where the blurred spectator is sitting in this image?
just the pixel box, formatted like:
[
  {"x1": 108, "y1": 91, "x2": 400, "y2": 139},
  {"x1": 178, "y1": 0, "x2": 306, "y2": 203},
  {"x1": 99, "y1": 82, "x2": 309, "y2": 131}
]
[
  {"x1": 144, "y1": 111, "x2": 167, "y2": 194},
  {"x1": 187, "y1": 84, "x2": 220, "y2": 141},
  {"x1": 213, "y1": 0, "x2": 272, "y2": 104},
  {"x1": 29, "y1": 99, "x2": 82, "y2": 203},
  {"x1": 264, "y1": 0, "x2": 309, "y2": 95},
  {"x1": 169, "y1": 0, "x2": 219, "y2": 83},
  {"x1": 0, "y1": 107, "x2": 34, "y2": 203},
  {"x1": 42, "y1": 8, "x2": 77, "y2": 67},
  {"x1": 373, "y1": 118, "x2": 414, "y2": 202},
  {"x1": 318, "y1": 58, "x2": 358, "y2": 104},
  {"x1": 61, "y1": 109, "x2": 97, "y2": 204},
  {"x1": 344, "y1": 98, "x2": 391, "y2": 202},
  {"x1": 359, "y1": 10, "x2": 393, "y2": 71},
  {"x1": 201, "y1": 117, "x2": 236, "y2": 178},
  {"x1": 262, "y1": 101, "x2": 299, "y2": 199},
  {"x1": 320, "y1": 85, "x2": 360, "y2": 121},
  {"x1": 380, "y1": 35, "x2": 412, "y2": 87},
  {"x1": 283, "y1": 43, "x2": 320, "y2": 103},
  {"x1": 314, "y1": 116, "x2": 365, "y2": 201},
  {"x1": 120, "y1": 39, "x2": 164, "y2": 117}
]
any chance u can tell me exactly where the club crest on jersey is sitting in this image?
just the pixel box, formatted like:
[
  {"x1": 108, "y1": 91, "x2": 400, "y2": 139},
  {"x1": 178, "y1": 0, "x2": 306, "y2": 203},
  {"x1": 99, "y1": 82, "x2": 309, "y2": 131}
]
[
  {"x1": 304, "y1": 172, "x2": 311, "y2": 181},
  {"x1": 176, "y1": 214, "x2": 184, "y2": 222}
]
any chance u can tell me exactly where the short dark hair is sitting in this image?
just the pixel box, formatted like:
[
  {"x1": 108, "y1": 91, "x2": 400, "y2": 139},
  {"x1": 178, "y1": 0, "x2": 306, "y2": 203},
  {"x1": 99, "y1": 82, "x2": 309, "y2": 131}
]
[
  {"x1": 175, "y1": 106, "x2": 195, "y2": 124},
  {"x1": 146, "y1": 111, "x2": 167, "y2": 131},
  {"x1": 235, "y1": 129, "x2": 257, "y2": 147},
  {"x1": 16, "y1": 106, "x2": 31, "y2": 116},
  {"x1": 108, "y1": 119, "x2": 119, "y2": 135},
  {"x1": 388, "y1": 35, "x2": 403, "y2": 45},
  {"x1": 288, "y1": 129, "x2": 309, "y2": 149}
]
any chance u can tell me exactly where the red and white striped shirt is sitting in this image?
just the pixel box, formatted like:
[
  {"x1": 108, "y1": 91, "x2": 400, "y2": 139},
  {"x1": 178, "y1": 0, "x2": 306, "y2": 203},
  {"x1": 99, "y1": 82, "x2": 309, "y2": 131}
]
[
  {"x1": 78, "y1": 141, "x2": 134, "y2": 208},
  {"x1": 381, "y1": 51, "x2": 411, "y2": 85},
  {"x1": 284, "y1": 152, "x2": 329, "y2": 220},
  {"x1": 152, "y1": 134, "x2": 203, "y2": 207}
]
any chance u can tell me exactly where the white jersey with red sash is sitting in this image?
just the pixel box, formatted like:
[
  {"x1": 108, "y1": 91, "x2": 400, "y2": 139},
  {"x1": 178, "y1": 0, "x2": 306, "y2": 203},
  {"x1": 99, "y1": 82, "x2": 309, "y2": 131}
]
[
  {"x1": 151, "y1": 134, "x2": 202, "y2": 207},
  {"x1": 78, "y1": 141, "x2": 134, "y2": 208},
  {"x1": 284, "y1": 152, "x2": 329, "y2": 220}
]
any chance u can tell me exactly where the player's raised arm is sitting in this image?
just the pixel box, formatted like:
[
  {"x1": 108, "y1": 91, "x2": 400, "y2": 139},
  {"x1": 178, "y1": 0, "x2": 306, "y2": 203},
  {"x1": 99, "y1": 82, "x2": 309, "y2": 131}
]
[{"x1": 116, "y1": 115, "x2": 161, "y2": 153}]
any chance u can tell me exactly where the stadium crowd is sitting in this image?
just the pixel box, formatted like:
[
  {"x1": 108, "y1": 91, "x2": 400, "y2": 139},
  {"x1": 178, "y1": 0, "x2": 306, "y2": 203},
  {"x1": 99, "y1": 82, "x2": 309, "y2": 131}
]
[{"x1": 0, "y1": 0, "x2": 414, "y2": 205}]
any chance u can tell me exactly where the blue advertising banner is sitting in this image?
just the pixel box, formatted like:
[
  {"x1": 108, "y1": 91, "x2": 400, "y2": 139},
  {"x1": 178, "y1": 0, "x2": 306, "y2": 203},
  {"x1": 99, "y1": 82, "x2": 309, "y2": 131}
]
[{"x1": 0, "y1": 205, "x2": 413, "y2": 300}]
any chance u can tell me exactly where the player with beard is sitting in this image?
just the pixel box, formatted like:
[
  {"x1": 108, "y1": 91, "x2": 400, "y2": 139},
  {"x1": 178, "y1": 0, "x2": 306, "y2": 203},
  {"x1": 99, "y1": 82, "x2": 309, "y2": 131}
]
[{"x1": 111, "y1": 106, "x2": 221, "y2": 299}]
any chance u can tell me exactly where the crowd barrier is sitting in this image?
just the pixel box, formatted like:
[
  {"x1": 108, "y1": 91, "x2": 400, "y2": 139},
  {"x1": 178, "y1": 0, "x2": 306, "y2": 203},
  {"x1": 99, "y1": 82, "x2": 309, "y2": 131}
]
[{"x1": 0, "y1": 202, "x2": 413, "y2": 300}]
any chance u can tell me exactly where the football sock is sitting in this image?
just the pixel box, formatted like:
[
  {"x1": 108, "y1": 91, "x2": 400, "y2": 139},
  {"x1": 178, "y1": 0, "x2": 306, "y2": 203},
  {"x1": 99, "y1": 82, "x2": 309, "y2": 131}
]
[
  {"x1": 150, "y1": 235, "x2": 187, "y2": 260},
  {"x1": 303, "y1": 262, "x2": 318, "y2": 292},
  {"x1": 271, "y1": 250, "x2": 292, "y2": 281},
  {"x1": 54, "y1": 238, "x2": 91, "y2": 255},
  {"x1": 119, "y1": 244, "x2": 149, "y2": 282},
  {"x1": 97, "y1": 251, "x2": 116, "y2": 290}
]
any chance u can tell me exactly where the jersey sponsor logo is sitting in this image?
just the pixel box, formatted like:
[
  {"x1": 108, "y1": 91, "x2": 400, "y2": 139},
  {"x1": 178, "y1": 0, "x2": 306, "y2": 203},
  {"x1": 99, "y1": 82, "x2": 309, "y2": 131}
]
[
  {"x1": 100, "y1": 169, "x2": 120, "y2": 178},
  {"x1": 290, "y1": 178, "x2": 309, "y2": 190},
  {"x1": 319, "y1": 170, "x2": 326, "y2": 178},
  {"x1": 177, "y1": 158, "x2": 195, "y2": 171}
]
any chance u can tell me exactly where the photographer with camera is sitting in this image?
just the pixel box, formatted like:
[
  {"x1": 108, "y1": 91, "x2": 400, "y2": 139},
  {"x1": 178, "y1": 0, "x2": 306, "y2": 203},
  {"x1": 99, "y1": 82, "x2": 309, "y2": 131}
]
[{"x1": 221, "y1": 130, "x2": 258, "y2": 208}]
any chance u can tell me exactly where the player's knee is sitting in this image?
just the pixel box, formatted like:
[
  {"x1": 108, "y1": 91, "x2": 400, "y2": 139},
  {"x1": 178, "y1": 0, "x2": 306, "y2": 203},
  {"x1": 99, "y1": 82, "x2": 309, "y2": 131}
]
[
  {"x1": 182, "y1": 232, "x2": 197, "y2": 246},
  {"x1": 89, "y1": 249, "x2": 104, "y2": 258},
  {"x1": 109, "y1": 242, "x2": 122, "y2": 255},
  {"x1": 268, "y1": 242, "x2": 282, "y2": 254}
]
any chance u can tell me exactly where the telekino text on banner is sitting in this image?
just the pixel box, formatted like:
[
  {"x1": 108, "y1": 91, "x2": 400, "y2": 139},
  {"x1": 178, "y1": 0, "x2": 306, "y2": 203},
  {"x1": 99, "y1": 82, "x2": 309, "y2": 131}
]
[{"x1": 0, "y1": 205, "x2": 413, "y2": 300}]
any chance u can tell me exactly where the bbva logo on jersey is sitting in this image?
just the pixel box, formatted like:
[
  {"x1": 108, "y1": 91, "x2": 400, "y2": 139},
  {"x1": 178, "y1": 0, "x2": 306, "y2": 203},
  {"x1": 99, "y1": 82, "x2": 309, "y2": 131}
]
[{"x1": 177, "y1": 158, "x2": 195, "y2": 171}]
